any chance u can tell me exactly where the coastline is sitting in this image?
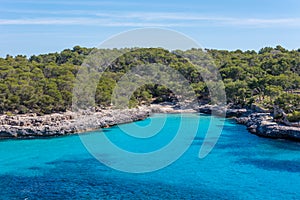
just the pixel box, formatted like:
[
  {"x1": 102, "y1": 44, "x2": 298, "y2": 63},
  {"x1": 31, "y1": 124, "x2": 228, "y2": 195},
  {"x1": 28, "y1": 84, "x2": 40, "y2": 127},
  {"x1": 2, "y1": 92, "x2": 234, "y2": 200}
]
[
  {"x1": 0, "y1": 108, "x2": 151, "y2": 139},
  {"x1": 235, "y1": 113, "x2": 300, "y2": 141},
  {"x1": 199, "y1": 104, "x2": 300, "y2": 141},
  {"x1": 0, "y1": 104, "x2": 196, "y2": 139},
  {"x1": 1, "y1": 103, "x2": 300, "y2": 141}
]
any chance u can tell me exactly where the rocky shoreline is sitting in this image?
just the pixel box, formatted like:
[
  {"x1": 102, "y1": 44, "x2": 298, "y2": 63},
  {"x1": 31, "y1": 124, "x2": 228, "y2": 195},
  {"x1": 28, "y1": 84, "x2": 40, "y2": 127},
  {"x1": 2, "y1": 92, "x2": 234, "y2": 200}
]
[
  {"x1": 198, "y1": 104, "x2": 300, "y2": 141},
  {"x1": 0, "y1": 107, "x2": 151, "y2": 139},
  {"x1": 1, "y1": 103, "x2": 300, "y2": 141},
  {"x1": 236, "y1": 113, "x2": 300, "y2": 141},
  {"x1": 197, "y1": 104, "x2": 250, "y2": 117},
  {"x1": 0, "y1": 103, "x2": 197, "y2": 139}
]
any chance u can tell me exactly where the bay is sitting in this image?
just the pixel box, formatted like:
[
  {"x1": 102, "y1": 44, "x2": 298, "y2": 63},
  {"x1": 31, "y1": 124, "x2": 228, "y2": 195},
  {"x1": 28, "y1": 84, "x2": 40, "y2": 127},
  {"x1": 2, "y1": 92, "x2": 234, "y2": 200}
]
[{"x1": 0, "y1": 113, "x2": 300, "y2": 199}]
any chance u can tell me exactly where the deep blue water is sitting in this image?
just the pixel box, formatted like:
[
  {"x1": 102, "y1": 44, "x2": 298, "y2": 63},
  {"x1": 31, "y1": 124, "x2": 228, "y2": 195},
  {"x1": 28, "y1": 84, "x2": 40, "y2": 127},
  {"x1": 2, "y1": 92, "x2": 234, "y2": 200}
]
[{"x1": 1, "y1": 113, "x2": 300, "y2": 199}]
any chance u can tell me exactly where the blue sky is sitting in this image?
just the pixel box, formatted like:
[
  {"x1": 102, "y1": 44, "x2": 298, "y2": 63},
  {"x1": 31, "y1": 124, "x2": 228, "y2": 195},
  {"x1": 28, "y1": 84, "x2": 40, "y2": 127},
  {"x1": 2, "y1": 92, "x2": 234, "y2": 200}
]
[{"x1": 1, "y1": 0, "x2": 300, "y2": 56}]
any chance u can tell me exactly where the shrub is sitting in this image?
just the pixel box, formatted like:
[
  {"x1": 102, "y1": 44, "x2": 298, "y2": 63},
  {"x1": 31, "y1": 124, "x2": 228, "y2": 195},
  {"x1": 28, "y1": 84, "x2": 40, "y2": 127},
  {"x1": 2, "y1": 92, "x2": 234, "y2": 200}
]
[{"x1": 287, "y1": 111, "x2": 300, "y2": 122}]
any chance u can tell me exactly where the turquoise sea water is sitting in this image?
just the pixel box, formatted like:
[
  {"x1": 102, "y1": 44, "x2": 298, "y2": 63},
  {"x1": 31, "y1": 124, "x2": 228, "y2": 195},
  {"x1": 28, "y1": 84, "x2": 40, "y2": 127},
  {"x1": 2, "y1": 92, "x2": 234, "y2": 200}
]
[{"x1": 1, "y1": 113, "x2": 300, "y2": 199}]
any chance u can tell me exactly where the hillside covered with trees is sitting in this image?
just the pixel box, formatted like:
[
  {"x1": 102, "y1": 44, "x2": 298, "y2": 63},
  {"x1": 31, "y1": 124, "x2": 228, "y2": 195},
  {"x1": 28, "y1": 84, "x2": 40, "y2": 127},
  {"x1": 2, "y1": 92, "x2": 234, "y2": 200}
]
[{"x1": 0, "y1": 46, "x2": 299, "y2": 120}]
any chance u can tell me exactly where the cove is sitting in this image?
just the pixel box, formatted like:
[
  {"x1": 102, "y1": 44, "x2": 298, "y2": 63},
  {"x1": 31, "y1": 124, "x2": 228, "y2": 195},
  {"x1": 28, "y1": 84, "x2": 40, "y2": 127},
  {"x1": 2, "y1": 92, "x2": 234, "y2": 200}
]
[{"x1": 0, "y1": 113, "x2": 300, "y2": 199}]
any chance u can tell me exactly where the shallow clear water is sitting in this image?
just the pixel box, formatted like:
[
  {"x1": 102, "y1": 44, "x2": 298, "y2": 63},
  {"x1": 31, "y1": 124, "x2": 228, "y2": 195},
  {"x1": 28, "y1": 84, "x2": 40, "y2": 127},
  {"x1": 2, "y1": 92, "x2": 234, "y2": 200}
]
[{"x1": 1, "y1": 114, "x2": 300, "y2": 199}]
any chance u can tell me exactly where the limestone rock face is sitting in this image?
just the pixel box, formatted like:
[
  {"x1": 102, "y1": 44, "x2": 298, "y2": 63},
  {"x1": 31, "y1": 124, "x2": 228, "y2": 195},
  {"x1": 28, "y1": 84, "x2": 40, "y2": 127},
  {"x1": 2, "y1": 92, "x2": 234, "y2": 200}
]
[
  {"x1": 251, "y1": 104, "x2": 269, "y2": 113},
  {"x1": 2, "y1": 103, "x2": 300, "y2": 141},
  {"x1": 0, "y1": 108, "x2": 151, "y2": 139},
  {"x1": 198, "y1": 105, "x2": 249, "y2": 118},
  {"x1": 235, "y1": 112, "x2": 300, "y2": 141}
]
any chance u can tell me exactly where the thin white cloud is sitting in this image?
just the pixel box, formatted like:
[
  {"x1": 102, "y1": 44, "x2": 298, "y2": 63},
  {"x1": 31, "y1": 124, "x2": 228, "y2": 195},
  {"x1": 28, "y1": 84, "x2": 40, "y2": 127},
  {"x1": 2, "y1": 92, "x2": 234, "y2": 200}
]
[
  {"x1": 0, "y1": 12, "x2": 300, "y2": 28},
  {"x1": 231, "y1": 18, "x2": 300, "y2": 26},
  {"x1": 0, "y1": 18, "x2": 95, "y2": 25},
  {"x1": 95, "y1": 12, "x2": 300, "y2": 27},
  {"x1": 0, "y1": 18, "x2": 188, "y2": 27},
  {"x1": 94, "y1": 12, "x2": 233, "y2": 21}
]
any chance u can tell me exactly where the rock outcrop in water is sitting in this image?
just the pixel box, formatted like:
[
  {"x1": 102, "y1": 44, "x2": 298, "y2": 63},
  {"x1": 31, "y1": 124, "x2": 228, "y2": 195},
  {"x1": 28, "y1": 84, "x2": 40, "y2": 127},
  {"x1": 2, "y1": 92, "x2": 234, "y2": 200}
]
[
  {"x1": 236, "y1": 113, "x2": 300, "y2": 141},
  {"x1": 197, "y1": 104, "x2": 300, "y2": 141},
  {"x1": 0, "y1": 107, "x2": 151, "y2": 139}
]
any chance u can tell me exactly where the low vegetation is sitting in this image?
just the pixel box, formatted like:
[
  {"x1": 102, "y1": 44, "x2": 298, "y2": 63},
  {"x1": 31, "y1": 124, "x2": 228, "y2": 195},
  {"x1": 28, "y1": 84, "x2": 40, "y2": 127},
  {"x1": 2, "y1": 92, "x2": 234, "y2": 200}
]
[{"x1": 0, "y1": 45, "x2": 299, "y2": 118}]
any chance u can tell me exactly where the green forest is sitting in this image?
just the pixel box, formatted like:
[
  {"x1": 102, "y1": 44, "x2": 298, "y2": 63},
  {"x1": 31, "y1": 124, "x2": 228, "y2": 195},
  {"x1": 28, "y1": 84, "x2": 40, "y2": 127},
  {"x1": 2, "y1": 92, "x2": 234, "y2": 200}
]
[{"x1": 0, "y1": 46, "x2": 300, "y2": 120}]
